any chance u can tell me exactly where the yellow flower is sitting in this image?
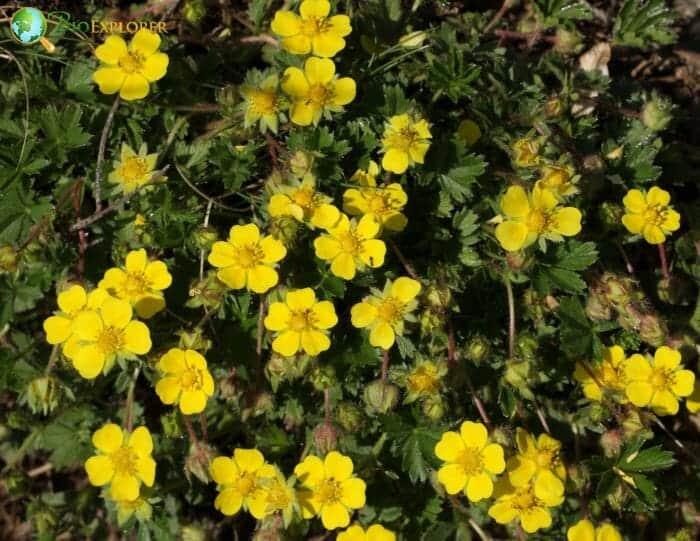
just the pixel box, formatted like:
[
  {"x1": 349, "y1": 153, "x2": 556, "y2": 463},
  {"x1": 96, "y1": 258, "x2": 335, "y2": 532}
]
[
  {"x1": 337, "y1": 524, "x2": 396, "y2": 541},
  {"x1": 573, "y1": 345, "x2": 627, "y2": 402},
  {"x1": 512, "y1": 138, "x2": 541, "y2": 167},
  {"x1": 380, "y1": 114, "x2": 432, "y2": 174},
  {"x1": 84, "y1": 423, "x2": 156, "y2": 502},
  {"x1": 259, "y1": 468, "x2": 297, "y2": 527},
  {"x1": 457, "y1": 119, "x2": 481, "y2": 146},
  {"x1": 687, "y1": 380, "x2": 700, "y2": 414},
  {"x1": 350, "y1": 277, "x2": 421, "y2": 349},
  {"x1": 294, "y1": 451, "x2": 366, "y2": 530},
  {"x1": 313, "y1": 214, "x2": 386, "y2": 280},
  {"x1": 43, "y1": 285, "x2": 108, "y2": 346},
  {"x1": 405, "y1": 361, "x2": 445, "y2": 400},
  {"x1": 342, "y1": 182, "x2": 408, "y2": 232},
  {"x1": 281, "y1": 57, "x2": 356, "y2": 126},
  {"x1": 208, "y1": 223, "x2": 287, "y2": 293},
  {"x1": 134, "y1": 214, "x2": 147, "y2": 227},
  {"x1": 268, "y1": 174, "x2": 341, "y2": 229},
  {"x1": 567, "y1": 519, "x2": 622, "y2": 541},
  {"x1": 115, "y1": 496, "x2": 152, "y2": 525},
  {"x1": 434, "y1": 421, "x2": 505, "y2": 502},
  {"x1": 623, "y1": 346, "x2": 695, "y2": 416},
  {"x1": 93, "y1": 29, "x2": 169, "y2": 101},
  {"x1": 108, "y1": 143, "x2": 160, "y2": 195},
  {"x1": 63, "y1": 297, "x2": 151, "y2": 379},
  {"x1": 271, "y1": 0, "x2": 352, "y2": 58},
  {"x1": 241, "y1": 73, "x2": 285, "y2": 134},
  {"x1": 507, "y1": 428, "x2": 566, "y2": 501},
  {"x1": 535, "y1": 164, "x2": 578, "y2": 199},
  {"x1": 494, "y1": 185, "x2": 582, "y2": 252},
  {"x1": 264, "y1": 288, "x2": 338, "y2": 357},
  {"x1": 155, "y1": 348, "x2": 215, "y2": 414},
  {"x1": 210, "y1": 448, "x2": 276, "y2": 518},
  {"x1": 488, "y1": 477, "x2": 564, "y2": 534},
  {"x1": 99, "y1": 249, "x2": 172, "y2": 319},
  {"x1": 621, "y1": 186, "x2": 681, "y2": 244},
  {"x1": 351, "y1": 160, "x2": 381, "y2": 186}
]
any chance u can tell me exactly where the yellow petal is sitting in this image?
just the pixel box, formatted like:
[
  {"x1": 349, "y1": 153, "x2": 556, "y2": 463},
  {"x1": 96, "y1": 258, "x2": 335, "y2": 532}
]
[
  {"x1": 382, "y1": 148, "x2": 409, "y2": 174},
  {"x1": 626, "y1": 381, "x2": 653, "y2": 407},
  {"x1": 340, "y1": 477, "x2": 366, "y2": 509},
  {"x1": 180, "y1": 390, "x2": 207, "y2": 414},
  {"x1": 159, "y1": 347, "x2": 186, "y2": 373},
  {"x1": 534, "y1": 470, "x2": 565, "y2": 500},
  {"x1": 143, "y1": 260, "x2": 171, "y2": 290},
  {"x1": 621, "y1": 213, "x2": 644, "y2": 234},
  {"x1": 650, "y1": 389, "x2": 679, "y2": 416},
  {"x1": 438, "y1": 463, "x2": 467, "y2": 494},
  {"x1": 481, "y1": 443, "x2": 506, "y2": 474},
  {"x1": 214, "y1": 488, "x2": 243, "y2": 516},
  {"x1": 268, "y1": 194, "x2": 292, "y2": 217},
  {"x1": 434, "y1": 431, "x2": 465, "y2": 462},
  {"x1": 294, "y1": 455, "x2": 324, "y2": 486},
  {"x1": 321, "y1": 501, "x2": 350, "y2": 530},
  {"x1": 359, "y1": 239, "x2": 386, "y2": 268},
  {"x1": 300, "y1": 0, "x2": 331, "y2": 18},
  {"x1": 247, "y1": 265, "x2": 279, "y2": 293},
  {"x1": 623, "y1": 189, "x2": 646, "y2": 213},
  {"x1": 85, "y1": 455, "x2": 114, "y2": 486},
  {"x1": 501, "y1": 186, "x2": 530, "y2": 218},
  {"x1": 290, "y1": 101, "x2": 316, "y2": 126},
  {"x1": 117, "y1": 320, "x2": 147, "y2": 355},
  {"x1": 507, "y1": 456, "x2": 536, "y2": 486},
  {"x1": 653, "y1": 346, "x2": 681, "y2": 370},
  {"x1": 623, "y1": 354, "x2": 652, "y2": 381},
  {"x1": 301, "y1": 330, "x2": 331, "y2": 355},
  {"x1": 520, "y1": 506, "x2": 551, "y2": 533},
  {"x1": 553, "y1": 207, "x2": 582, "y2": 236},
  {"x1": 265, "y1": 302, "x2": 292, "y2": 331},
  {"x1": 331, "y1": 252, "x2": 357, "y2": 280},
  {"x1": 330, "y1": 77, "x2": 356, "y2": 106},
  {"x1": 338, "y1": 525, "x2": 365, "y2": 541},
  {"x1": 43, "y1": 316, "x2": 73, "y2": 345},
  {"x1": 100, "y1": 297, "x2": 132, "y2": 329},
  {"x1": 234, "y1": 448, "x2": 265, "y2": 472},
  {"x1": 280, "y1": 35, "x2": 312, "y2": 55},
  {"x1": 128, "y1": 426, "x2": 153, "y2": 456},
  {"x1": 488, "y1": 501, "x2": 518, "y2": 524},
  {"x1": 92, "y1": 423, "x2": 123, "y2": 453},
  {"x1": 597, "y1": 524, "x2": 622, "y2": 541},
  {"x1": 312, "y1": 32, "x2": 346, "y2": 57},
  {"x1": 217, "y1": 267, "x2": 246, "y2": 289},
  {"x1": 311, "y1": 204, "x2": 341, "y2": 229},
  {"x1": 310, "y1": 301, "x2": 338, "y2": 329},
  {"x1": 356, "y1": 214, "x2": 380, "y2": 239},
  {"x1": 391, "y1": 277, "x2": 421, "y2": 303},
  {"x1": 155, "y1": 376, "x2": 181, "y2": 404},
  {"x1": 281, "y1": 67, "x2": 309, "y2": 98},
  {"x1": 73, "y1": 344, "x2": 106, "y2": 379},
  {"x1": 369, "y1": 321, "x2": 395, "y2": 349},
  {"x1": 408, "y1": 141, "x2": 430, "y2": 164},
  {"x1": 141, "y1": 52, "x2": 168, "y2": 82},
  {"x1": 286, "y1": 288, "x2": 316, "y2": 311},
  {"x1": 646, "y1": 186, "x2": 670, "y2": 207},
  {"x1": 273, "y1": 330, "x2": 302, "y2": 357},
  {"x1": 567, "y1": 519, "x2": 595, "y2": 541},
  {"x1": 136, "y1": 456, "x2": 156, "y2": 486},
  {"x1": 465, "y1": 472, "x2": 493, "y2": 502},
  {"x1": 271, "y1": 11, "x2": 301, "y2": 37},
  {"x1": 130, "y1": 29, "x2": 161, "y2": 56},
  {"x1": 460, "y1": 421, "x2": 488, "y2": 448},
  {"x1": 93, "y1": 67, "x2": 126, "y2": 95},
  {"x1": 260, "y1": 236, "x2": 287, "y2": 263},
  {"x1": 208, "y1": 241, "x2": 236, "y2": 268},
  {"x1": 671, "y1": 370, "x2": 694, "y2": 397},
  {"x1": 57, "y1": 285, "x2": 87, "y2": 314},
  {"x1": 119, "y1": 74, "x2": 150, "y2": 101},
  {"x1": 304, "y1": 57, "x2": 335, "y2": 85},
  {"x1": 495, "y1": 221, "x2": 528, "y2": 252},
  {"x1": 210, "y1": 456, "x2": 238, "y2": 484},
  {"x1": 134, "y1": 294, "x2": 166, "y2": 319},
  {"x1": 350, "y1": 302, "x2": 378, "y2": 328},
  {"x1": 328, "y1": 15, "x2": 352, "y2": 36},
  {"x1": 325, "y1": 451, "x2": 353, "y2": 480},
  {"x1": 662, "y1": 209, "x2": 680, "y2": 232},
  {"x1": 95, "y1": 35, "x2": 128, "y2": 64}
]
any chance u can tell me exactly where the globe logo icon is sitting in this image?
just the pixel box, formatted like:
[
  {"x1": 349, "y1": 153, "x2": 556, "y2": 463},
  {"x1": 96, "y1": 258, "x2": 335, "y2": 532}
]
[{"x1": 10, "y1": 7, "x2": 47, "y2": 45}]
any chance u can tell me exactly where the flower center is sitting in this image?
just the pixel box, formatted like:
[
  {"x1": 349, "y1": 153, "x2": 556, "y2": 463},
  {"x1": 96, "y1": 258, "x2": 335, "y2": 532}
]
[
  {"x1": 526, "y1": 209, "x2": 555, "y2": 233},
  {"x1": 388, "y1": 128, "x2": 419, "y2": 151},
  {"x1": 266, "y1": 481, "x2": 290, "y2": 510},
  {"x1": 110, "y1": 446, "x2": 138, "y2": 476},
  {"x1": 237, "y1": 472, "x2": 257, "y2": 496},
  {"x1": 376, "y1": 297, "x2": 404, "y2": 325},
  {"x1": 300, "y1": 16, "x2": 328, "y2": 37},
  {"x1": 289, "y1": 310, "x2": 316, "y2": 331},
  {"x1": 292, "y1": 188, "x2": 314, "y2": 209},
  {"x1": 316, "y1": 478, "x2": 343, "y2": 504},
  {"x1": 249, "y1": 89, "x2": 277, "y2": 115},
  {"x1": 97, "y1": 326, "x2": 125, "y2": 355},
  {"x1": 367, "y1": 192, "x2": 389, "y2": 214},
  {"x1": 457, "y1": 447, "x2": 483, "y2": 476},
  {"x1": 180, "y1": 367, "x2": 203, "y2": 390},
  {"x1": 307, "y1": 83, "x2": 330, "y2": 107},
  {"x1": 338, "y1": 231, "x2": 360, "y2": 253},
  {"x1": 407, "y1": 364, "x2": 440, "y2": 394},
  {"x1": 511, "y1": 486, "x2": 537, "y2": 511},
  {"x1": 236, "y1": 244, "x2": 264, "y2": 269},
  {"x1": 120, "y1": 157, "x2": 150, "y2": 183},
  {"x1": 650, "y1": 367, "x2": 670, "y2": 390},
  {"x1": 119, "y1": 51, "x2": 145, "y2": 74},
  {"x1": 122, "y1": 271, "x2": 149, "y2": 297},
  {"x1": 643, "y1": 205, "x2": 666, "y2": 226}
]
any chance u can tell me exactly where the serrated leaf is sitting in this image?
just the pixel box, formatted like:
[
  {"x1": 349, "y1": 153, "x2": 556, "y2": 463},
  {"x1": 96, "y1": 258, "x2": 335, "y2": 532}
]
[
  {"x1": 619, "y1": 445, "x2": 676, "y2": 472},
  {"x1": 557, "y1": 296, "x2": 601, "y2": 358}
]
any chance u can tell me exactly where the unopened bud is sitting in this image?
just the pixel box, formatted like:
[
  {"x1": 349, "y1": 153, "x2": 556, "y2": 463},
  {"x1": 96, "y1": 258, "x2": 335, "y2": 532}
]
[
  {"x1": 465, "y1": 335, "x2": 490, "y2": 364},
  {"x1": 312, "y1": 422, "x2": 339, "y2": 454},
  {"x1": 638, "y1": 313, "x2": 667, "y2": 347},
  {"x1": 337, "y1": 403, "x2": 363, "y2": 433},
  {"x1": 516, "y1": 335, "x2": 538, "y2": 361},
  {"x1": 554, "y1": 28, "x2": 582, "y2": 54},
  {"x1": 586, "y1": 293, "x2": 612, "y2": 322},
  {"x1": 363, "y1": 380, "x2": 399, "y2": 414},
  {"x1": 183, "y1": 0, "x2": 206, "y2": 23},
  {"x1": 268, "y1": 216, "x2": 301, "y2": 247},
  {"x1": 544, "y1": 97, "x2": 563, "y2": 117},
  {"x1": 457, "y1": 119, "x2": 481, "y2": 146},
  {"x1": 24, "y1": 376, "x2": 59, "y2": 415},
  {"x1": 506, "y1": 250, "x2": 533, "y2": 271},
  {"x1": 504, "y1": 360, "x2": 533, "y2": 399},
  {"x1": 177, "y1": 328, "x2": 212, "y2": 352},
  {"x1": 490, "y1": 427, "x2": 512, "y2": 448},
  {"x1": 185, "y1": 271, "x2": 227, "y2": 310},
  {"x1": 421, "y1": 396, "x2": 445, "y2": 420},
  {"x1": 192, "y1": 226, "x2": 218, "y2": 250},
  {"x1": 657, "y1": 276, "x2": 692, "y2": 306},
  {"x1": 182, "y1": 525, "x2": 208, "y2": 541},
  {"x1": 185, "y1": 443, "x2": 217, "y2": 484},
  {"x1": 567, "y1": 462, "x2": 589, "y2": 492},
  {"x1": 0, "y1": 245, "x2": 19, "y2": 273},
  {"x1": 289, "y1": 150, "x2": 312, "y2": 178},
  {"x1": 600, "y1": 429, "x2": 624, "y2": 458},
  {"x1": 642, "y1": 97, "x2": 672, "y2": 132},
  {"x1": 309, "y1": 365, "x2": 336, "y2": 392},
  {"x1": 399, "y1": 30, "x2": 428, "y2": 48},
  {"x1": 599, "y1": 201, "x2": 624, "y2": 230}
]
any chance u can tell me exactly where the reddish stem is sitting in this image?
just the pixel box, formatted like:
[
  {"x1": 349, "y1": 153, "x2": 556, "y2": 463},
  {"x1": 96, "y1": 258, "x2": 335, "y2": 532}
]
[
  {"x1": 71, "y1": 181, "x2": 86, "y2": 278},
  {"x1": 199, "y1": 413, "x2": 208, "y2": 443},
  {"x1": 658, "y1": 243, "x2": 670, "y2": 280},
  {"x1": 182, "y1": 414, "x2": 203, "y2": 455},
  {"x1": 265, "y1": 134, "x2": 280, "y2": 170},
  {"x1": 256, "y1": 297, "x2": 265, "y2": 388},
  {"x1": 381, "y1": 349, "x2": 390, "y2": 383},
  {"x1": 324, "y1": 388, "x2": 331, "y2": 427}
]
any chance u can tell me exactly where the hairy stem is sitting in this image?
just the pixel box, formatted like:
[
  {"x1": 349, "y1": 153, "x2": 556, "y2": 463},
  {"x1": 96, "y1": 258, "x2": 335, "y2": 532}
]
[
  {"x1": 381, "y1": 349, "x2": 390, "y2": 383},
  {"x1": 182, "y1": 413, "x2": 203, "y2": 455},
  {"x1": 658, "y1": 243, "x2": 670, "y2": 280},
  {"x1": 505, "y1": 277, "x2": 516, "y2": 360},
  {"x1": 125, "y1": 366, "x2": 140, "y2": 433},
  {"x1": 95, "y1": 96, "x2": 121, "y2": 212}
]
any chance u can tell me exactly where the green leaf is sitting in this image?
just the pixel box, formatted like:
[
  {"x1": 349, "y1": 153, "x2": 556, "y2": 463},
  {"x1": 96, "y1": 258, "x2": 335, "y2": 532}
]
[
  {"x1": 613, "y1": 0, "x2": 677, "y2": 48},
  {"x1": 557, "y1": 296, "x2": 601, "y2": 358},
  {"x1": 439, "y1": 154, "x2": 487, "y2": 203},
  {"x1": 619, "y1": 445, "x2": 676, "y2": 472},
  {"x1": 535, "y1": 241, "x2": 598, "y2": 294}
]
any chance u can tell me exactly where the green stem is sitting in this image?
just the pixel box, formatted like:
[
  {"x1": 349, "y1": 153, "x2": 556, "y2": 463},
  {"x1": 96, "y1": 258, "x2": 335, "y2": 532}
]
[
  {"x1": 125, "y1": 366, "x2": 140, "y2": 433},
  {"x1": 504, "y1": 276, "x2": 516, "y2": 360}
]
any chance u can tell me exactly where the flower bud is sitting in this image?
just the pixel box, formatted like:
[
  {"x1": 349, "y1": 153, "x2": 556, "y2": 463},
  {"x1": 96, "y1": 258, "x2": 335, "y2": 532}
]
[
  {"x1": 177, "y1": 327, "x2": 212, "y2": 352},
  {"x1": 657, "y1": 276, "x2": 692, "y2": 306},
  {"x1": 268, "y1": 216, "x2": 301, "y2": 247},
  {"x1": 23, "y1": 376, "x2": 60, "y2": 416},
  {"x1": 421, "y1": 396, "x2": 445, "y2": 420},
  {"x1": 337, "y1": 403, "x2": 363, "y2": 433},
  {"x1": 186, "y1": 271, "x2": 228, "y2": 310},
  {"x1": 599, "y1": 201, "x2": 624, "y2": 230},
  {"x1": 642, "y1": 97, "x2": 673, "y2": 132},
  {"x1": 363, "y1": 380, "x2": 399, "y2": 414},
  {"x1": 0, "y1": 245, "x2": 19, "y2": 273},
  {"x1": 638, "y1": 313, "x2": 667, "y2": 347},
  {"x1": 182, "y1": 525, "x2": 208, "y2": 541},
  {"x1": 600, "y1": 429, "x2": 624, "y2": 458},
  {"x1": 309, "y1": 365, "x2": 336, "y2": 392},
  {"x1": 544, "y1": 97, "x2": 563, "y2": 117},
  {"x1": 457, "y1": 119, "x2": 481, "y2": 146},
  {"x1": 312, "y1": 422, "x2": 338, "y2": 454},
  {"x1": 554, "y1": 28, "x2": 583, "y2": 54},
  {"x1": 419, "y1": 309, "x2": 442, "y2": 334},
  {"x1": 185, "y1": 442, "x2": 217, "y2": 484},
  {"x1": 585, "y1": 293, "x2": 612, "y2": 322},
  {"x1": 183, "y1": 0, "x2": 206, "y2": 24},
  {"x1": 424, "y1": 284, "x2": 451, "y2": 310},
  {"x1": 399, "y1": 30, "x2": 428, "y2": 48},
  {"x1": 504, "y1": 360, "x2": 534, "y2": 399},
  {"x1": 289, "y1": 150, "x2": 312, "y2": 178},
  {"x1": 465, "y1": 335, "x2": 490, "y2": 364},
  {"x1": 242, "y1": 391, "x2": 274, "y2": 421},
  {"x1": 506, "y1": 250, "x2": 533, "y2": 272},
  {"x1": 160, "y1": 410, "x2": 182, "y2": 438},
  {"x1": 606, "y1": 482, "x2": 627, "y2": 512},
  {"x1": 666, "y1": 530, "x2": 693, "y2": 541},
  {"x1": 192, "y1": 226, "x2": 218, "y2": 250},
  {"x1": 516, "y1": 334, "x2": 538, "y2": 362},
  {"x1": 490, "y1": 427, "x2": 512, "y2": 448},
  {"x1": 567, "y1": 462, "x2": 589, "y2": 492},
  {"x1": 598, "y1": 272, "x2": 634, "y2": 309}
]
